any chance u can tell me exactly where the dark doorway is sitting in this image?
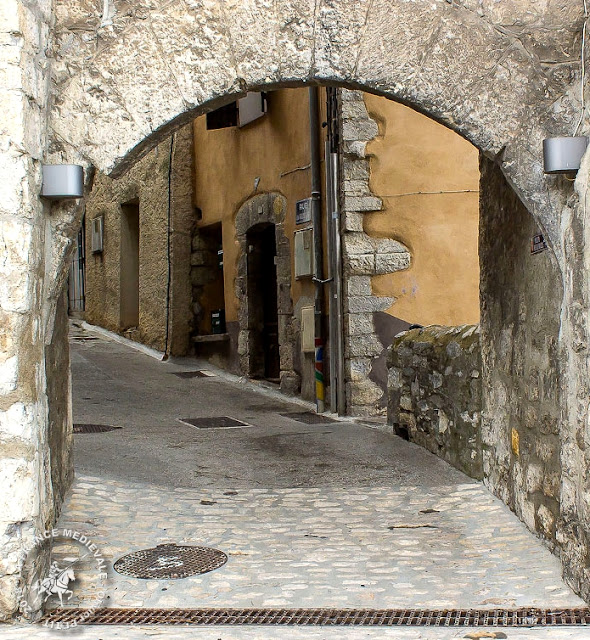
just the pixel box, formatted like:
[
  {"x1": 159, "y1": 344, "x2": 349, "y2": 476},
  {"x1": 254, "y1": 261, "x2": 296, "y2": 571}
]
[
  {"x1": 120, "y1": 200, "x2": 140, "y2": 330},
  {"x1": 247, "y1": 223, "x2": 280, "y2": 381}
]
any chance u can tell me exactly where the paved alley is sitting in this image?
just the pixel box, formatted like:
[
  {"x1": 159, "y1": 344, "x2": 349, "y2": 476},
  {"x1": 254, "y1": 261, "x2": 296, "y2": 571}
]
[{"x1": 1, "y1": 325, "x2": 587, "y2": 638}]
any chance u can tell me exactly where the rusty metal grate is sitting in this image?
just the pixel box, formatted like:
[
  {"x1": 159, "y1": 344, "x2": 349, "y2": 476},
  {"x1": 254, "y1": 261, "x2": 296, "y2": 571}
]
[
  {"x1": 41, "y1": 607, "x2": 590, "y2": 626},
  {"x1": 281, "y1": 411, "x2": 337, "y2": 425},
  {"x1": 178, "y1": 416, "x2": 250, "y2": 429},
  {"x1": 73, "y1": 424, "x2": 121, "y2": 433},
  {"x1": 113, "y1": 544, "x2": 227, "y2": 579}
]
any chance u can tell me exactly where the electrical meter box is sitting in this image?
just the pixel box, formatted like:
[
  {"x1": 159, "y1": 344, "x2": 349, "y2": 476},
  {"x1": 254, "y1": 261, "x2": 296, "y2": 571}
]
[
  {"x1": 211, "y1": 309, "x2": 226, "y2": 334},
  {"x1": 294, "y1": 228, "x2": 314, "y2": 279},
  {"x1": 301, "y1": 306, "x2": 315, "y2": 353}
]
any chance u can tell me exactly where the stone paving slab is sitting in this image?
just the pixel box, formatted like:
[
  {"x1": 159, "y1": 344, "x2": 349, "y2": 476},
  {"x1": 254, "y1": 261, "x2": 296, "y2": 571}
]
[{"x1": 33, "y1": 474, "x2": 585, "y2": 611}]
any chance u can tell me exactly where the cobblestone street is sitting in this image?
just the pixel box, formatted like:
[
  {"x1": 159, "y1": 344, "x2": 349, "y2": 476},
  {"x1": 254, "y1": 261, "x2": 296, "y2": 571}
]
[
  {"x1": 1, "y1": 326, "x2": 587, "y2": 638},
  {"x1": 46, "y1": 476, "x2": 582, "y2": 610}
]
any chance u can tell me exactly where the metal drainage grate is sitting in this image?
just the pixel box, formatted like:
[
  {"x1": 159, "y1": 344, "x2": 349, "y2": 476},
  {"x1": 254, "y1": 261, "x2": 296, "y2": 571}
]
[
  {"x1": 178, "y1": 416, "x2": 250, "y2": 429},
  {"x1": 41, "y1": 607, "x2": 590, "y2": 627},
  {"x1": 73, "y1": 424, "x2": 121, "y2": 434},
  {"x1": 113, "y1": 544, "x2": 228, "y2": 579},
  {"x1": 281, "y1": 411, "x2": 337, "y2": 425},
  {"x1": 171, "y1": 371, "x2": 215, "y2": 379}
]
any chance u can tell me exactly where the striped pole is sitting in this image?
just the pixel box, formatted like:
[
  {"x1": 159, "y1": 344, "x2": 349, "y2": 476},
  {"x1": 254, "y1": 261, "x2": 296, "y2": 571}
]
[{"x1": 315, "y1": 337, "x2": 325, "y2": 413}]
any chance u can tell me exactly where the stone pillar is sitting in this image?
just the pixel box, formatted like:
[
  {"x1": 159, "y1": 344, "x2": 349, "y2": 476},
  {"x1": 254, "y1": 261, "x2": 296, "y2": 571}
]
[
  {"x1": 340, "y1": 89, "x2": 410, "y2": 416},
  {"x1": 0, "y1": 0, "x2": 59, "y2": 620}
]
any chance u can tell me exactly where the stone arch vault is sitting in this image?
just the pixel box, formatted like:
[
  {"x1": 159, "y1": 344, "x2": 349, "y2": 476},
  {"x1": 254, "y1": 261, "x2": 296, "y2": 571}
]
[{"x1": 3, "y1": 0, "x2": 590, "y2": 619}]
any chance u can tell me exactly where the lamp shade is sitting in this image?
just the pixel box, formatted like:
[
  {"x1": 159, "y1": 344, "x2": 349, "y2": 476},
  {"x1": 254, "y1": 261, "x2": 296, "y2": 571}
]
[
  {"x1": 543, "y1": 136, "x2": 588, "y2": 174},
  {"x1": 41, "y1": 164, "x2": 84, "y2": 198}
]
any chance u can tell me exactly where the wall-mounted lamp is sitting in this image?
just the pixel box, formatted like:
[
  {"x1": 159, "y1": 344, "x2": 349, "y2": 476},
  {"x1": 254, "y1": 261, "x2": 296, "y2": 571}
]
[
  {"x1": 543, "y1": 136, "x2": 588, "y2": 175},
  {"x1": 41, "y1": 164, "x2": 84, "y2": 199}
]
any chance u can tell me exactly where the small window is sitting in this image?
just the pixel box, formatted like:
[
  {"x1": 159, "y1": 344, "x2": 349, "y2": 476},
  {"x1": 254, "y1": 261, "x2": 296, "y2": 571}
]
[
  {"x1": 91, "y1": 216, "x2": 104, "y2": 253},
  {"x1": 206, "y1": 93, "x2": 268, "y2": 130},
  {"x1": 206, "y1": 102, "x2": 238, "y2": 129}
]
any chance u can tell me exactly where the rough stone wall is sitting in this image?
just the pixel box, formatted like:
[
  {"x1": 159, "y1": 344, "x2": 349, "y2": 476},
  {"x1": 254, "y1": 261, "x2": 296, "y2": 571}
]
[
  {"x1": 387, "y1": 325, "x2": 483, "y2": 479},
  {"x1": 386, "y1": 158, "x2": 570, "y2": 586},
  {"x1": 84, "y1": 125, "x2": 194, "y2": 355},
  {"x1": 561, "y1": 142, "x2": 590, "y2": 601},
  {"x1": 479, "y1": 156, "x2": 564, "y2": 549},
  {"x1": 45, "y1": 292, "x2": 74, "y2": 514},
  {"x1": 340, "y1": 89, "x2": 411, "y2": 416},
  {"x1": 0, "y1": 0, "x2": 66, "y2": 620},
  {"x1": 168, "y1": 127, "x2": 196, "y2": 357}
]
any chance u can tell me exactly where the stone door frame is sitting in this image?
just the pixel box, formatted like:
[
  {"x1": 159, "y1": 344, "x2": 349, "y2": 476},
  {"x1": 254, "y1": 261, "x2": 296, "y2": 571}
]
[{"x1": 235, "y1": 193, "x2": 299, "y2": 393}]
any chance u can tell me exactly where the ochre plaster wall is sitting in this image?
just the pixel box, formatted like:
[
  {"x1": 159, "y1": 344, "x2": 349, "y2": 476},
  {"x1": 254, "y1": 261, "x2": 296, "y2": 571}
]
[
  {"x1": 193, "y1": 89, "x2": 323, "y2": 326},
  {"x1": 363, "y1": 95, "x2": 480, "y2": 326}
]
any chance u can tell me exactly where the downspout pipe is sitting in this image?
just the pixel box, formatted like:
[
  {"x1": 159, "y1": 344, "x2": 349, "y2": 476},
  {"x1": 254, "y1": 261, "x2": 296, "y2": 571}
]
[{"x1": 309, "y1": 86, "x2": 325, "y2": 413}]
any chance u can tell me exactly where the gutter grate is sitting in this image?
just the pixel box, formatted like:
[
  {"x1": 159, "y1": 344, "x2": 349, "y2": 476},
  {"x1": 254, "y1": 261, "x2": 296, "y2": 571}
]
[{"x1": 40, "y1": 608, "x2": 590, "y2": 626}]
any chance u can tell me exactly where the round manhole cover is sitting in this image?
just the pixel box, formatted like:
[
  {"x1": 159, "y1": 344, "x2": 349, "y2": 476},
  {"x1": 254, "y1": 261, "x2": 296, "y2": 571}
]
[{"x1": 113, "y1": 543, "x2": 228, "y2": 579}]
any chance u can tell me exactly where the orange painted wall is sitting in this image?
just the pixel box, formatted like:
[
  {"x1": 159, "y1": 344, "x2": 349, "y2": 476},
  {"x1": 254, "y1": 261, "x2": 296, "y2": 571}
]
[
  {"x1": 363, "y1": 95, "x2": 481, "y2": 326},
  {"x1": 193, "y1": 89, "x2": 324, "y2": 323}
]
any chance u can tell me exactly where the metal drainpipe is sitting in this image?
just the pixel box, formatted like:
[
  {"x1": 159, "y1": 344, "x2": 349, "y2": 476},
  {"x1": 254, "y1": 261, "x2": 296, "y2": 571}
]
[
  {"x1": 325, "y1": 87, "x2": 345, "y2": 415},
  {"x1": 309, "y1": 87, "x2": 325, "y2": 413}
]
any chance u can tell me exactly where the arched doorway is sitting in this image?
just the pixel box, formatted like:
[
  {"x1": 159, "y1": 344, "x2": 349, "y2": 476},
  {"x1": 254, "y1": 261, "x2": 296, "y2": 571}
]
[{"x1": 235, "y1": 193, "x2": 297, "y2": 391}]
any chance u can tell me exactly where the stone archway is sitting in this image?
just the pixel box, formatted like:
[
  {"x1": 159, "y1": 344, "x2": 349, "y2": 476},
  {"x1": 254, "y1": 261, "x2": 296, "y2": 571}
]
[
  {"x1": 3, "y1": 0, "x2": 590, "y2": 619},
  {"x1": 234, "y1": 193, "x2": 299, "y2": 393}
]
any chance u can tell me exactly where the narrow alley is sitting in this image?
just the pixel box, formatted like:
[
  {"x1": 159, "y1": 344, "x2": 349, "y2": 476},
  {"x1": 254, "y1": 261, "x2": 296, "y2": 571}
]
[{"x1": 4, "y1": 323, "x2": 587, "y2": 639}]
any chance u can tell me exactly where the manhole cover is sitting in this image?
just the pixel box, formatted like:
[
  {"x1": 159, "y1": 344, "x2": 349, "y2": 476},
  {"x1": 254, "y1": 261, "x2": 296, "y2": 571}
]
[
  {"x1": 73, "y1": 424, "x2": 121, "y2": 433},
  {"x1": 281, "y1": 412, "x2": 337, "y2": 425},
  {"x1": 113, "y1": 544, "x2": 227, "y2": 579},
  {"x1": 171, "y1": 371, "x2": 215, "y2": 379},
  {"x1": 178, "y1": 417, "x2": 250, "y2": 429}
]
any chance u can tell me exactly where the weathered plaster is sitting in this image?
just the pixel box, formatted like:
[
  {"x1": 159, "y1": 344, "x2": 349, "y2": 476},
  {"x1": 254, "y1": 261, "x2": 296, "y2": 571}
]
[
  {"x1": 363, "y1": 95, "x2": 481, "y2": 326},
  {"x1": 84, "y1": 125, "x2": 194, "y2": 355}
]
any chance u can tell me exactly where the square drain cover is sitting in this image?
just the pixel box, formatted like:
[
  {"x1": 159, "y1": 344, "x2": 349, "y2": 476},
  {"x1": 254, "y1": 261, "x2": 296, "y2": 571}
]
[
  {"x1": 171, "y1": 370, "x2": 216, "y2": 379},
  {"x1": 178, "y1": 417, "x2": 250, "y2": 429},
  {"x1": 281, "y1": 412, "x2": 336, "y2": 425},
  {"x1": 74, "y1": 424, "x2": 121, "y2": 433}
]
